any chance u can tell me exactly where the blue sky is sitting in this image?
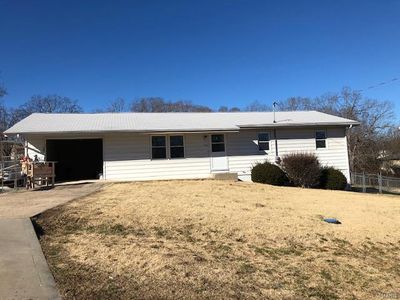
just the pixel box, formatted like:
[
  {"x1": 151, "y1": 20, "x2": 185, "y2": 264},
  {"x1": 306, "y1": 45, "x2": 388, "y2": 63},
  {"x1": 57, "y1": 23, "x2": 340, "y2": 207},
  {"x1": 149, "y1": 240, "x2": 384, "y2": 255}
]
[{"x1": 1, "y1": 0, "x2": 400, "y2": 113}]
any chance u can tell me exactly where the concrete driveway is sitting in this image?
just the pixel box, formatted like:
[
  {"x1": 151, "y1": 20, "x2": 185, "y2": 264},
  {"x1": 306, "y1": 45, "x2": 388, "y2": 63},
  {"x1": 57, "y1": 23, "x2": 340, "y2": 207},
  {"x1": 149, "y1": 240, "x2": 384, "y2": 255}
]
[
  {"x1": 0, "y1": 181, "x2": 106, "y2": 299},
  {"x1": 0, "y1": 181, "x2": 105, "y2": 218}
]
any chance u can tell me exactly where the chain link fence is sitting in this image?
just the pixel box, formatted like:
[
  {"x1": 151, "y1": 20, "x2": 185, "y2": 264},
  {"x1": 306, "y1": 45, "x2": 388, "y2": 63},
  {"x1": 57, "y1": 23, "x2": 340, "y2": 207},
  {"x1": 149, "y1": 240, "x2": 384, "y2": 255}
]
[{"x1": 351, "y1": 172, "x2": 400, "y2": 194}]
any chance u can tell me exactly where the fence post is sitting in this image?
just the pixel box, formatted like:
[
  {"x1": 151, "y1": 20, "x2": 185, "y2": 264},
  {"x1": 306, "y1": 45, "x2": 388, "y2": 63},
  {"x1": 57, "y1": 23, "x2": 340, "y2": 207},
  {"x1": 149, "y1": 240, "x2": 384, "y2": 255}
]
[
  {"x1": 362, "y1": 172, "x2": 366, "y2": 193},
  {"x1": 13, "y1": 156, "x2": 17, "y2": 190},
  {"x1": 378, "y1": 172, "x2": 382, "y2": 194}
]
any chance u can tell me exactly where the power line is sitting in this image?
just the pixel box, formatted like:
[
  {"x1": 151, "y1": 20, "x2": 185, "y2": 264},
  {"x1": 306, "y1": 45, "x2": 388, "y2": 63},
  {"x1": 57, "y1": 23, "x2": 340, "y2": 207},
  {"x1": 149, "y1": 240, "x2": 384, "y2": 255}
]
[{"x1": 356, "y1": 77, "x2": 399, "y2": 93}]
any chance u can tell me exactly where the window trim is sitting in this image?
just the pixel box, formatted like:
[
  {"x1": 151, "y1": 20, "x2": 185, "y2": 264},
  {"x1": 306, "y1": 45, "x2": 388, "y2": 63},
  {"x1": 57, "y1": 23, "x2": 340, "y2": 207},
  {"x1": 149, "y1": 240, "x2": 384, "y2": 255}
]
[
  {"x1": 315, "y1": 130, "x2": 327, "y2": 149},
  {"x1": 257, "y1": 132, "x2": 270, "y2": 152},
  {"x1": 150, "y1": 134, "x2": 186, "y2": 160}
]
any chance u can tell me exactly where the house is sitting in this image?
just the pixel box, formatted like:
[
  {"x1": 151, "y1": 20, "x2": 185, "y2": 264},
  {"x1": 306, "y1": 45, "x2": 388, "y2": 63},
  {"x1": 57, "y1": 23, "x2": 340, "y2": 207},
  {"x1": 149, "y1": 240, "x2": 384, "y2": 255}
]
[{"x1": 4, "y1": 111, "x2": 359, "y2": 182}]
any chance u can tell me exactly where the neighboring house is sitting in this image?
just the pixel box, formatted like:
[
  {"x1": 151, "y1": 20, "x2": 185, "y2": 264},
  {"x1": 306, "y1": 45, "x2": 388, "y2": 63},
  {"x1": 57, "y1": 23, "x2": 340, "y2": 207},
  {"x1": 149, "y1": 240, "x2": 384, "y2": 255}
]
[
  {"x1": 4, "y1": 111, "x2": 359, "y2": 182},
  {"x1": 379, "y1": 151, "x2": 400, "y2": 176}
]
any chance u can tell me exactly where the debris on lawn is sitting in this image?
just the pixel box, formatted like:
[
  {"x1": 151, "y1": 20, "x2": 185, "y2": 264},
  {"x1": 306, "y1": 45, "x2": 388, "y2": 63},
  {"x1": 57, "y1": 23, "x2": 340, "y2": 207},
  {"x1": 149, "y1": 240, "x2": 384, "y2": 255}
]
[{"x1": 323, "y1": 218, "x2": 342, "y2": 224}]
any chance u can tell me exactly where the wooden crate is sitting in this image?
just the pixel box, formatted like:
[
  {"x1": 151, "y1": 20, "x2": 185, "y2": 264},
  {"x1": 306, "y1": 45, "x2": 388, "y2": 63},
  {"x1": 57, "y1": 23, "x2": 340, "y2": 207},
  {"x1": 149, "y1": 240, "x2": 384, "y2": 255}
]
[{"x1": 23, "y1": 161, "x2": 56, "y2": 189}]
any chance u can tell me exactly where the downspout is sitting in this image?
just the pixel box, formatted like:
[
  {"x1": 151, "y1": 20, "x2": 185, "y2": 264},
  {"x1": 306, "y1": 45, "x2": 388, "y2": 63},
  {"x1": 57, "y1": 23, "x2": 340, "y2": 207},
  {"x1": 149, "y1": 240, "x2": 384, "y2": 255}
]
[
  {"x1": 346, "y1": 124, "x2": 353, "y2": 183},
  {"x1": 272, "y1": 102, "x2": 280, "y2": 164},
  {"x1": 274, "y1": 128, "x2": 280, "y2": 164}
]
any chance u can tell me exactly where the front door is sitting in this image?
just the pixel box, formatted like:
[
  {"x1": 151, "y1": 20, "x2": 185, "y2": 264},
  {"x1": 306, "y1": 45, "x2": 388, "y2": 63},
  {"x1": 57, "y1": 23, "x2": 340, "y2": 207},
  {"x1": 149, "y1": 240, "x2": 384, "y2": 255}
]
[{"x1": 210, "y1": 134, "x2": 229, "y2": 171}]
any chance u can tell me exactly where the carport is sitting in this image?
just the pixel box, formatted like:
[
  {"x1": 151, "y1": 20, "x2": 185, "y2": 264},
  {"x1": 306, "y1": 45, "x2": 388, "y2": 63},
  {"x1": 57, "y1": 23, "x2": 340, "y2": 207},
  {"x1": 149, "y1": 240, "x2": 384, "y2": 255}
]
[{"x1": 46, "y1": 139, "x2": 103, "y2": 182}]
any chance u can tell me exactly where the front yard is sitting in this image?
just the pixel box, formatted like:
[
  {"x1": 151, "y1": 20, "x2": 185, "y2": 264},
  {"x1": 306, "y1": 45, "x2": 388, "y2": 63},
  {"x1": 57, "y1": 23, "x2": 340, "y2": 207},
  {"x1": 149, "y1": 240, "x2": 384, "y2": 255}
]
[{"x1": 35, "y1": 180, "x2": 400, "y2": 299}]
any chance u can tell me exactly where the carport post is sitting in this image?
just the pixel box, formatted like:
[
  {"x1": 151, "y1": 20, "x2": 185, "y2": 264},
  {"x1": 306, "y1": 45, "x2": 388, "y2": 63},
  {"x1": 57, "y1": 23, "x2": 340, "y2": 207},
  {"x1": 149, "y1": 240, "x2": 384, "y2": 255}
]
[{"x1": 51, "y1": 162, "x2": 55, "y2": 186}]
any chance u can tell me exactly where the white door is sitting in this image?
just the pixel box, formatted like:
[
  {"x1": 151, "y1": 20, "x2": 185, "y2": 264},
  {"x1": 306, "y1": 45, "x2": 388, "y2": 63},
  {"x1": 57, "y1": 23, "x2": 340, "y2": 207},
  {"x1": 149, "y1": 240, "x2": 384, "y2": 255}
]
[{"x1": 210, "y1": 134, "x2": 229, "y2": 171}]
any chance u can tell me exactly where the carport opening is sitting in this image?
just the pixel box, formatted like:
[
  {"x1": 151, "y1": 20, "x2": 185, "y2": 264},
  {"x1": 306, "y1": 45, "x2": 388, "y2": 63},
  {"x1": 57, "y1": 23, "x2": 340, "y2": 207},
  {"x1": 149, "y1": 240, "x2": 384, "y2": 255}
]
[{"x1": 46, "y1": 139, "x2": 103, "y2": 182}]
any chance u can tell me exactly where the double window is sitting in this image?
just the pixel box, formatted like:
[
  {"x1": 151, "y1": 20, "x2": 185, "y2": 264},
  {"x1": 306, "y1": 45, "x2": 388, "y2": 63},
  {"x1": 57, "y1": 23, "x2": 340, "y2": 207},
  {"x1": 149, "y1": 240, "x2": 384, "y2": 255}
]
[
  {"x1": 316, "y1": 131, "x2": 326, "y2": 149},
  {"x1": 151, "y1": 135, "x2": 185, "y2": 159},
  {"x1": 258, "y1": 133, "x2": 270, "y2": 151}
]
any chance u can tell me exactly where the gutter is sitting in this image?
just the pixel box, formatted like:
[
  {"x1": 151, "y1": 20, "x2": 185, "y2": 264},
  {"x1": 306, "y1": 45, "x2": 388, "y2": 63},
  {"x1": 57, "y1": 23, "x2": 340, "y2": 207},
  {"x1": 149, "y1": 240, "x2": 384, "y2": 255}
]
[
  {"x1": 5, "y1": 129, "x2": 241, "y2": 136},
  {"x1": 238, "y1": 122, "x2": 360, "y2": 128}
]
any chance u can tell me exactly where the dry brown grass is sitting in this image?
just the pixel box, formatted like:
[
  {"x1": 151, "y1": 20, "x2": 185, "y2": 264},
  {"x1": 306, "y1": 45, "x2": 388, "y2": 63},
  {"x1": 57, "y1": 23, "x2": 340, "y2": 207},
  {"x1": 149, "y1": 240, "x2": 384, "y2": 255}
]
[{"x1": 35, "y1": 180, "x2": 400, "y2": 299}]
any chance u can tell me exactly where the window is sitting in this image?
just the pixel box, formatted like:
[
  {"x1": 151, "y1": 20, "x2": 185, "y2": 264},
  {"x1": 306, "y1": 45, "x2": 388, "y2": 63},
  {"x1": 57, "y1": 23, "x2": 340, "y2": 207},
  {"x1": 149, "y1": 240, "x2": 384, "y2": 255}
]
[
  {"x1": 211, "y1": 134, "x2": 225, "y2": 152},
  {"x1": 258, "y1": 133, "x2": 270, "y2": 151},
  {"x1": 152, "y1": 136, "x2": 166, "y2": 159},
  {"x1": 151, "y1": 135, "x2": 185, "y2": 159},
  {"x1": 316, "y1": 131, "x2": 326, "y2": 149},
  {"x1": 170, "y1": 136, "x2": 184, "y2": 158}
]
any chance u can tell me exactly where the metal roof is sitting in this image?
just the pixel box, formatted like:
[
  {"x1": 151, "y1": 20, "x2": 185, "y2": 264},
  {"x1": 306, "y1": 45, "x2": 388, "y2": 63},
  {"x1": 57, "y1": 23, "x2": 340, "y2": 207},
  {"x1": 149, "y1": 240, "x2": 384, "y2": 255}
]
[{"x1": 4, "y1": 111, "x2": 359, "y2": 134}]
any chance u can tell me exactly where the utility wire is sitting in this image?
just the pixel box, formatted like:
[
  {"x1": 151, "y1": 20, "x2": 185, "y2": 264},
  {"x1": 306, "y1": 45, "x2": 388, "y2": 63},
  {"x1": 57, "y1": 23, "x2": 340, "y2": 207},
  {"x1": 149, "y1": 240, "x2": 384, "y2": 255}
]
[{"x1": 356, "y1": 77, "x2": 399, "y2": 93}]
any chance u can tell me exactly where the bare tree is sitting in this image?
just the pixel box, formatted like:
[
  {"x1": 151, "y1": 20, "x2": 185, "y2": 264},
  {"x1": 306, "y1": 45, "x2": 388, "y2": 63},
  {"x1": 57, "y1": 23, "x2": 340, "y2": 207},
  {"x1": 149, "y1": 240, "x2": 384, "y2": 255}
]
[
  {"x1": 0, "y1": 85, "x2": 8, "y2": 132},
  {"x1": 244, "y1": 100, "x2": 271, "y2": 112},
  {"x1": 106, "y1": 98, "x2": 127, "y2": 112},
  {"x1": 9, "y1": 95, "x2": 82, "y2": 126},
  {"x1": 131, "y1": 97, "x2": 212, "y2": 112},
  {"x1": 380, "y1": 129, "x2": 400, "y2": 176},
  {"x1": 229, "y1": 107, "x2": 241, "y2": 112},
  {"x1": 278, "y1": 97, "x2": 315, "y2": 111},
  {"x1": 218, "y1": 106, "x2": 241, "y2": 112},
  {"x1": 0, "y1": 85, "x2": 5, "y2": 98},
  {"x1": 278, "y1": 87, "x2": 395, "y2": 173}
]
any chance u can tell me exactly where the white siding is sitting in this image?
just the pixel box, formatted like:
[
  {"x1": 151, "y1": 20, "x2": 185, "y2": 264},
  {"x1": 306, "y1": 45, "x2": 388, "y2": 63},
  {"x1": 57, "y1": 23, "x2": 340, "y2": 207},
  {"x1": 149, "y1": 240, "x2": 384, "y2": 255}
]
[
  {"x1": 23, "y1": 127, "x2": 351, "y2": 182},
  {"x1": 103, "y1": 133, "x2": 211, "y2": 181},
  {"x1": 26, "y1": 136, "x2": 46, "y2": 160},
  {"x1": 226, "y1": 130, "x2": 273, "y2": 180},
  {"x1": 227, "y1": 128, "x2": 350, "y2": 181}
]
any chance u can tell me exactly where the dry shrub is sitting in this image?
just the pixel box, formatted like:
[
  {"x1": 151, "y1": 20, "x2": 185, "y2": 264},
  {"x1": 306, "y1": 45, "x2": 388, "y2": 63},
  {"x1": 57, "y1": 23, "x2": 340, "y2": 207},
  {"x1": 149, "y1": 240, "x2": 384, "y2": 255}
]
[
  {"x1": 281, "y1": 153, "x2": 320, "y2": 187},
  {"x1": 251, "y1": 162, "x2": 288, "y2": 186},
  {"x1": 319, "y1": 167, "x2": 347, "y2": 190}
]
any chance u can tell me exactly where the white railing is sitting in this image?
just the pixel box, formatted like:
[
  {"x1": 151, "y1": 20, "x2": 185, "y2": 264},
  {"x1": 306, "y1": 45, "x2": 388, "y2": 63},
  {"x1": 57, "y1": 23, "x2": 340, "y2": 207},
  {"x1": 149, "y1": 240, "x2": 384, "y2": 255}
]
[{"x1": 351, "y1": 172, "x2": 400, "y2": 194}]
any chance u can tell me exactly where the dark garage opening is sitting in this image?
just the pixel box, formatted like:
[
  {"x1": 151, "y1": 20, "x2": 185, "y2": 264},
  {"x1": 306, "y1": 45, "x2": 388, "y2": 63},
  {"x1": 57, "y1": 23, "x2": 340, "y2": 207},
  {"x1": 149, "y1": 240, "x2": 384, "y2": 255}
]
[{"x1": 46, "y1": 139, "x2": 103, "y2": 182}]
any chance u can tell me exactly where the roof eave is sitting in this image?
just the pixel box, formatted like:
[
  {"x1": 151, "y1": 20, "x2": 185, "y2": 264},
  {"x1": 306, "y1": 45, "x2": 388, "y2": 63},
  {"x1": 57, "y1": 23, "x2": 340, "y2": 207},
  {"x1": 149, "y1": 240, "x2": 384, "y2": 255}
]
[
  {"x1": 238, "y1": 121, "x2": 360, "y2": 128},
  {"x1": 5, "y1": 128, "x2": 241, "y2": 135}
]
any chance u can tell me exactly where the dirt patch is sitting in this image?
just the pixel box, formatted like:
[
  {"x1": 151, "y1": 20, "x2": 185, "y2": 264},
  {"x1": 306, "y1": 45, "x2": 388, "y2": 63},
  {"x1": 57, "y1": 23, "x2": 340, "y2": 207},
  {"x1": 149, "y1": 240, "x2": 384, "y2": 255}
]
[{"x1": 35, "y1": 180, "x2": 400, "y2": 299}]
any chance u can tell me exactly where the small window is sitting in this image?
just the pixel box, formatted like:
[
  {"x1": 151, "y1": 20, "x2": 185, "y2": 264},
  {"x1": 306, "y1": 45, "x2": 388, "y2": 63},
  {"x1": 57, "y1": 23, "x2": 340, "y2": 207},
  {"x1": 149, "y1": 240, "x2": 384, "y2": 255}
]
[
  {"x1": 152, "y1": 136, "x2": 166, "y2": 159},
  {"x1": 258, "y1": 133, "x2": 270, "y2": 151},
  {"x1": 316, "y1": 131, "x2": 326, "y2": 149},
  {"x1": 170, "y1": 136, "x2": 184, "y2": 158},
  {"x1": 211, "y1": 134, "x2": 225, "y2": 152}
]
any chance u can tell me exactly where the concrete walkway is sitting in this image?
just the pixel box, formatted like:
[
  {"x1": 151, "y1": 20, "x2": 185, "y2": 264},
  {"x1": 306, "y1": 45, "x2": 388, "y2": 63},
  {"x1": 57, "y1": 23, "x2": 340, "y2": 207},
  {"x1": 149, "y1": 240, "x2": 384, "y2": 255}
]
[{"x1": 0, "y1": 181, "x2": 106, "y2": 300}]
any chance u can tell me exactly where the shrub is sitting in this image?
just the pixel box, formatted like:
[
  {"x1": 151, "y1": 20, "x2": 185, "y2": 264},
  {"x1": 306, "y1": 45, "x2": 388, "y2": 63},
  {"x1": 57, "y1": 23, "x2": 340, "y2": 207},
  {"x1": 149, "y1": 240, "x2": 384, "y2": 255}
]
[
  {"x1": 281, "y1": 153, "x2": 320, "y2": 188},
  {"x1": 319, "y1": 167, "x2": 347, "y2": 190},
  {"x1": 251, "y1": 162, "x2": 288, "y2": 186}
]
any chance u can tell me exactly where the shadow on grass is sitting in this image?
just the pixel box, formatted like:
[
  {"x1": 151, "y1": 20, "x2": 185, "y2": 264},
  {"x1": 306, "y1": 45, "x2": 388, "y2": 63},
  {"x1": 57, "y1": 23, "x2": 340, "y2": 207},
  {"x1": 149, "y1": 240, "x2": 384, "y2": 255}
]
[{"x1": 31, "y1": 216, "x2": 45, "y2": 239}]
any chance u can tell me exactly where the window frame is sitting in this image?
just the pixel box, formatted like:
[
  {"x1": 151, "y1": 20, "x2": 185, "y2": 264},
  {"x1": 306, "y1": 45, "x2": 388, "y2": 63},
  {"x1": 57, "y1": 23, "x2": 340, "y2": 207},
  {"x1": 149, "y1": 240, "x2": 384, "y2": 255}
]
[
  {"x1": 169, "y1": 135, "x2": 185, "y2": 159},
  {"x1": 257, "y1": 132, "x2": 270, "y2": 152},
  {"x1": 151, "y1": 135, "x2": 167, "y2": 160},
  {"x1": 315, "y1": 130, "x2": 327, "y2": 149},
  {"x1": 211, "y1": 134, "x2": 226, "y2": 153},
  {"x1": 150, "y1": 135, "x2": 185, "y2": 160}
]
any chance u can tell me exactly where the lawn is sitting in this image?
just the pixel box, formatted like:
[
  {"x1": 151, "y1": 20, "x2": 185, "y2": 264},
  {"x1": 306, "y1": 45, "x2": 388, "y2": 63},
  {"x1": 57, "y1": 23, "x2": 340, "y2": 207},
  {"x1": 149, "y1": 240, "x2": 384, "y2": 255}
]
[{"x1": 35, "y1": 180, "x2": 400, "y2": 299}]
